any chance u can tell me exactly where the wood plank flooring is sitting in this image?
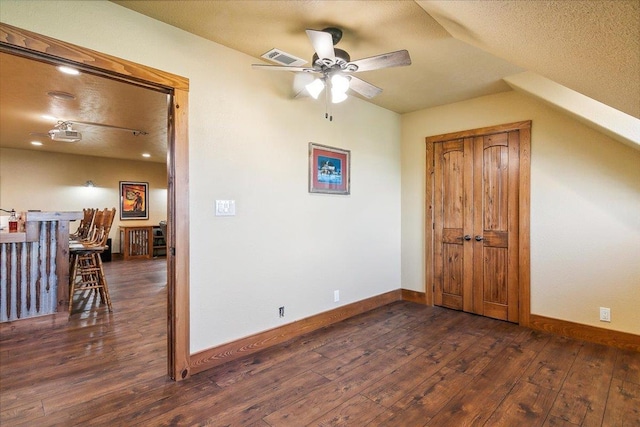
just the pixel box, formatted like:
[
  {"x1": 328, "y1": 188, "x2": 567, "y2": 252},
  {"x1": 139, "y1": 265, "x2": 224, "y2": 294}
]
[{"x1": 1, "y1": 258, "x2": 638, "y2": 426}]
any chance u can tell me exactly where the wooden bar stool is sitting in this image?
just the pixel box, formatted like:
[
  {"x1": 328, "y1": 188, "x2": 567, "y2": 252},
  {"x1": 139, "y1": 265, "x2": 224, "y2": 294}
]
[
  {"x1": 70, "y1": 208, "x2": 96, "y2": 242},
  {"x1": 69, "y1": 208, "x2": 116, "y2": 315}
]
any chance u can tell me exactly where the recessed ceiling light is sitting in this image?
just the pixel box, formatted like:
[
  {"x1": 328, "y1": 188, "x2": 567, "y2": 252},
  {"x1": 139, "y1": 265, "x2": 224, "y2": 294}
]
[
  {"x1": 142, "y1": 153, "x2": 151, "y2": 158},
  {"x1": 58, "y1": 66, "x2": 79, "y2": 75},
  {"x1": 31, "y1": 141, "x2": 43, "y2": 146},
  {"x1": 47, "y1": 91, "x2": 76, "y2": 100}
]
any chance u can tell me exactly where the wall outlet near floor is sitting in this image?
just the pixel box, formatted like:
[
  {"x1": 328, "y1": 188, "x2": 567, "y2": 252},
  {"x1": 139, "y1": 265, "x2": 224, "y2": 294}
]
[
  {"x1": 599, "y1": 307, "x2": 611, "y2": 322},
  {"x1": 334, "y1": 290, "x2": 340, "y2": 303},
  {"x1": 279, "y1": 306, "x2": 285, "y2": 318}
]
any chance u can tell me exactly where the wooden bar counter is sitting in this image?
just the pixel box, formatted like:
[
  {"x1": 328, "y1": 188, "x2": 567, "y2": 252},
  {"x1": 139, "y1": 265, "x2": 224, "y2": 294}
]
[{"x1": 0, "y1": 211, "x2": 82, "y2": 322}]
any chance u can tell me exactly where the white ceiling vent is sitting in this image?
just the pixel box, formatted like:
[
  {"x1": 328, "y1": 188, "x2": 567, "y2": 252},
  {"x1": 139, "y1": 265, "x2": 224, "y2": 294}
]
[{"x1": 260, "y1": 48, "x2": 307, "y2": 67}]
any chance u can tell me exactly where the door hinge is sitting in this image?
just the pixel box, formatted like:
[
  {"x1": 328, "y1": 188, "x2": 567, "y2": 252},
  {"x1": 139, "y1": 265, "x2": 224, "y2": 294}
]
[{"x1": 170, "y1": 247, "x2": 176, "y2": 256}]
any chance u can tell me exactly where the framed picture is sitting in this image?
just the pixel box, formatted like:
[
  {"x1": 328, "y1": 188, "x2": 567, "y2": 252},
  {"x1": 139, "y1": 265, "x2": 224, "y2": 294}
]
[
  {"x1": 119, "y1": 181, "x2": 149, "y2": 220},
  {"x1": 309, "y1": 143, "x2": 350, "y2": 195}
]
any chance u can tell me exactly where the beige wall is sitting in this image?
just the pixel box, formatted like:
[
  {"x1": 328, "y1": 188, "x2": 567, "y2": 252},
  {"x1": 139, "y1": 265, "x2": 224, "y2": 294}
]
[
  {"x1": 2, "y1": 0, "x2": 637, "y2": 354},
  {"x1": 402, "y1": 91, "x2": 640, "y2": 335},
  {"x1": 0, "y1": 1, "x2": 402, "y2": 353},
  {"x1": 0, "y1": 148, "x2": 167, "y2": 252}
]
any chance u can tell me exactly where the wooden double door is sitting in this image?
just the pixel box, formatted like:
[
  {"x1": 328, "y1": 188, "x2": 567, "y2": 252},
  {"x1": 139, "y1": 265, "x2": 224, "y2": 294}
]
[{"x1": 426, "y1": 121, "x2": 531, "y2": 323}]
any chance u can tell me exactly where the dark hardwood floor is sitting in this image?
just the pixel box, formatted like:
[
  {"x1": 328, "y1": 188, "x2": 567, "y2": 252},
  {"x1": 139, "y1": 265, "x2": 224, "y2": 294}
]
[{"x1": 1, "y1": 258, "x2": 638, "y2": 426}]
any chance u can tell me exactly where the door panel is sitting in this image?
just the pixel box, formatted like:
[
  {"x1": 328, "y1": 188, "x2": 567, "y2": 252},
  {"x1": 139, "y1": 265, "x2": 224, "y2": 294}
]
[
  {"x1": 433, "y1": 139, "x2": 473, "y2": 311},
  {"x1": 482, "y1": 143, "x2": 509, "y2": 231},
  {"x1": 476, "y1": 132, "x2": 517, "y2": 321},
  {"x1": 483, "y1": 246, "x2": 508, "y2": 319},
  {"x1": 442, "y1": 243, "x2": 463, "y2": 310}
]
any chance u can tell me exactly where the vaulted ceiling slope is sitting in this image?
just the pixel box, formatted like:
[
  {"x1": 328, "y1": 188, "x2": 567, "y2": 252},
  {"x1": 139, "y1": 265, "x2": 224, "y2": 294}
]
[
  {"x1": 111, "y1": 0, "x2": 639, "y2": 121},
  {"x1": 418, "y1": 0, "x2": 640, "y2": 119}
]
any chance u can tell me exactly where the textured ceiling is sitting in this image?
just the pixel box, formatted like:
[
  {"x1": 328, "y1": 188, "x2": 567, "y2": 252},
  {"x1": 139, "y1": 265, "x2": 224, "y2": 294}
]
[
  {"x1": 112, "y1": 0, "x2": 640, "y2": 118},
  {"x1": 2, "y1": 1, "x2": 637, "y2": 163},
  {"x1": 0, "y1": 52, "x2": 169, "y2": 162},
  {"x1": 418, "y1": 0, "x2": 640, "y2": 118},
  {"x1": 111, "y1": 0, "x2": 523, "y2": 114}
]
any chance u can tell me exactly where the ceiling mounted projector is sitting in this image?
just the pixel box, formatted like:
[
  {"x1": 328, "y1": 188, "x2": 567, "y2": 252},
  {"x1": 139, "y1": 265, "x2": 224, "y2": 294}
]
[{"x1": 49, "y1": 128, "x2": 82, "y2": 142}]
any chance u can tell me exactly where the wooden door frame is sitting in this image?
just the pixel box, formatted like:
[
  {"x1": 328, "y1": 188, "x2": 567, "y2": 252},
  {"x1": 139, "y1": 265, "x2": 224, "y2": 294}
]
[
  {"x1": 0, "y1": 23, "x2": 191, "y2": 380},
  {"x1": 425, "y1": 121, "x2": 531, "y2": 327}
]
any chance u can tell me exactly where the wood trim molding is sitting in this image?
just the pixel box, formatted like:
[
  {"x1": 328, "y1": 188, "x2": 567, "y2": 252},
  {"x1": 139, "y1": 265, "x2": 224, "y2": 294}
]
[
  {"x1": 189, "y1": 290, "x2": 402, "y2": 375},
  {"x1": 529, "y1": 314, "x2": 640, "y2": 352},
  {"x1": 401, "y1": 289, "x2": 427, "y2": 305},
  {"x1": 188, "y1": 289, "x2": 637, "y2": 376},
  {"x1": 424, "y1": 141, "x2": 435, "y2": 306},
  {"x1": 426, "y1": 121, "x2": 532, "y2": 143},
  {"x1": 0, "y1": 23, "x2": 188, "y2": 91},
  {"x1": 0, "y1": 22, "x2": 191, "y2": 380},
  {"x1": 518, "y1": 125, "x2": 532, "y2": 327},
  {"x1": 170, "y1": 88, "x2": 191, "y2": 380}
]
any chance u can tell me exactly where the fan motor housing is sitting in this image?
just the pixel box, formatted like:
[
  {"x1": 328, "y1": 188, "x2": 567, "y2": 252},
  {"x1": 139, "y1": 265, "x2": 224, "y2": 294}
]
[
  {"x1": 322, "y1": 27, "x2": 343, "y2": 45},
  {"x1": 312, "y1": 48, "x2": 351, "y2": 69}
]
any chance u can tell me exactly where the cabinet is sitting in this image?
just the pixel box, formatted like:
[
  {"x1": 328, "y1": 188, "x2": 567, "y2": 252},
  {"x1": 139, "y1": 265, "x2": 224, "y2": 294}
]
[
  {"x1": 119, "y1": 226, "x2": 152, "y2": 260},
  {"x1": 119, "y1": 225, "x2": 166, "y2": 260},
  {"x1": 152, "y1": 225, "x2": 166, "y2": 257}
]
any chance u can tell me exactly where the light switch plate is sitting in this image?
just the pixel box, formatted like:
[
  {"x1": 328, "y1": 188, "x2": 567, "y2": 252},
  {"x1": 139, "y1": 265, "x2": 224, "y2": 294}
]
[{"x1": 215, "y1": 200, "x2": 236, "y2": 216}]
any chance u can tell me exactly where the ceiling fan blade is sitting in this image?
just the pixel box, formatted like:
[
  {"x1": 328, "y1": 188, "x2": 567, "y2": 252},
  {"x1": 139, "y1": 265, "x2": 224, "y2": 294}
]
[
  {"x1": 306, "y1": 29, "x2": 335, "y2": 62},
  {"x1": 252, "y1": 64, "x2": 317, "y2": 73},
  {"x1": 349, "y1": 50, "x2": 411, "y2": 72},
  {"x1": 349, "y1": 76, "x2": 383, "y2": 99}
]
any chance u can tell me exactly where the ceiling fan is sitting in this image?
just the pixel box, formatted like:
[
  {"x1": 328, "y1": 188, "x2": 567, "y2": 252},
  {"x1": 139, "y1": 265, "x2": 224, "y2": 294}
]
[
  {"x1": 30, "y1": 120, "x2": 149, "y2": 143},
  {"x1": 252, "y1": 27, "x2": 411, "y2": 120}
]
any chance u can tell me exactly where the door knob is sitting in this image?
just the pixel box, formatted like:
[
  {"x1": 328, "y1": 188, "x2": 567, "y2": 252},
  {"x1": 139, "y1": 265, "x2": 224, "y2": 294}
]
[
  {"x1": 475, "y1": 235, "x2": 484, "y2": 241},
  {"x1": 464, "y1": 235, "x2": 471, "y2": 241}
]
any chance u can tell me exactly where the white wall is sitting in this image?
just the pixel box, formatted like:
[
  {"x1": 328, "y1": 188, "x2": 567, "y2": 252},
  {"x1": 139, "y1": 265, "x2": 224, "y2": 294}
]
[
  {"x1": 402, "y1": 91, "x2": 640, "y2": 335},
  {"x1": 0, "y1": 148, "x2": 167, "y2": 252},
  {"x1": 0, "y1": 1, "x2": 402, "y2": 352}
]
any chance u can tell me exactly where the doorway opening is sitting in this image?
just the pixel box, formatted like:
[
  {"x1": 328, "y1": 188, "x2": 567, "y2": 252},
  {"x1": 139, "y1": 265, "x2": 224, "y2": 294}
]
[{"x1": 0, "y1": 23, "x2": 191, "y2": 380}]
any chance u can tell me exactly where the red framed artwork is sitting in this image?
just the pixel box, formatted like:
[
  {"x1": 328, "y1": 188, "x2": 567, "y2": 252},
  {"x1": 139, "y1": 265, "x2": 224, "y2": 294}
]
[
  {"x1": 308, "y1": 143, "x2": 351, "y2": 195},
  {"x1": 119, "y1": 181, "x2": 149, "y2": 220}
]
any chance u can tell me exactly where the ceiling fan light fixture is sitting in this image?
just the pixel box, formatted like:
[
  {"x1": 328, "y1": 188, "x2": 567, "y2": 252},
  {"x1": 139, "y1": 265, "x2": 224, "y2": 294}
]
[
  {"x1": 331, "y1": 74, "x2": 350, "y2": 94},
  {"x1": 330, "y1": 74, "x2": 350, "y2": 103},
  {"x1": 306, "y1": 78, "x2": 325, "y2": 99},
  {"x1": 331, "y1": 90, "x2": 348, "y2": 104}
]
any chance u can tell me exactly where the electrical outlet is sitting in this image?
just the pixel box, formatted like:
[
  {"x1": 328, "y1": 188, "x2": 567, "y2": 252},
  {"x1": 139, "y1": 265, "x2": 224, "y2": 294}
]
[
  {"x1": 599, "y1": 307, "x2": 611, "y2": 322},
  {"x1": 279, "y1": 306, "x2": 285, "y2": 318},
  {"x1": 334, "y1": 290, "x2": 340, "y2": 303}
]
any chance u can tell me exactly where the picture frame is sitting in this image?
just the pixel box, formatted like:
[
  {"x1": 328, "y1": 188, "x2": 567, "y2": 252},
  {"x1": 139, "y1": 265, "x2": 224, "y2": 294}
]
[
  {"x1": 119, "y1": 181, "x2": 149, "y2": 220},
  {"x1": 309, "y1": 142, "x2": 350, "y2": 195}
]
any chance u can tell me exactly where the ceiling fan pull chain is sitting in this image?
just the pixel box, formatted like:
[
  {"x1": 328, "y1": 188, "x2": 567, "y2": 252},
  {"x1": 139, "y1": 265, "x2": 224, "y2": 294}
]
[
  {"x1": 325, "y1": 82, "x2": 331, "y2": 120},
  {"x1": 326, "y1": 78, "x2": 334, "y2": 121}
]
